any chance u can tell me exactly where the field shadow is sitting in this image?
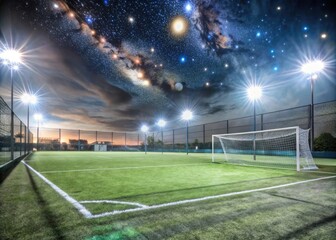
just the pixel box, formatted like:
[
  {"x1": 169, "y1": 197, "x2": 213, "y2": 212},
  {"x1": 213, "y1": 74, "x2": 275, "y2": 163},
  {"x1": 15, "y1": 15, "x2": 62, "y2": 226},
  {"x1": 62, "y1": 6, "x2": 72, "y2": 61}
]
[
  {"x1": 266, "y1": 193, "x2": 330, "y2": 207},
  {"x1": 25, "y1": 166, "x2": 66, "y2": 240}
]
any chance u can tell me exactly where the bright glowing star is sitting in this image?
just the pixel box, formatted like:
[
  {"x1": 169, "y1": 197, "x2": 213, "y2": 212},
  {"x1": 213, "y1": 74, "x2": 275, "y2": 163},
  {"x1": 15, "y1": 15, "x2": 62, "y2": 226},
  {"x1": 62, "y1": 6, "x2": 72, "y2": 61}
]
[
  {"x1": 157, "y1": 119, "x2": 166, "y2": 128},
  {"x1": 180, "y1": 57, "x2": 186, "y2": 63},
  {"x1": 273, "y1": 66, "x2": 278, "y2": 71},
  {"x1": 224, "y1": 63, "x2": 229, "y2": 68},
  {"x1": 181, "y1": 110, "x2": 193, "y2": 121},
  {"x1": 321, "y1": 33, "x2": 327, "y2": 39},
  {"x1": 69, "y1": 12, "x2": 75, "y2": 18},
  {"x1": 247, "y1": 86, "x2": 262, "y2": 101},
  {"x1": 34, "y1": 113, "x2": 43, "y2": 121},
  {"x1": 141, "y1": 125, "x2": 149, "y2": 133},
  {"x1": 204, "y1": 67, "x2": 208, "y2": 71},
  {"x1": 303, "y1": 26, "x2": 308, "y2": 31},
  {"x1": 21, "y1": 93, "x2": 37, "y2": 104},
  {"x1": 91, "y1": 30, "x2": 95, "y2": 35},
  {"x1": 143, "y1": 80, "x2": 150, "y2": 86},
  {"x1": 256, "y1": 32, "x2": 261, "y2": 37},
  {"x1": 301, "y1": 60, "x2": 324, "y2": 74},
  {"x1": 276, "y1": 6, "x2": 281, "y2": 10},
  {"x1": 100, "y1": 37, "x2": 106, "y2": 43},
  {"x1": 270, "y1": 49, "x2": 274, "y2": 53},
  {"x1": 205, "y1": 82, "x2": 210, "y2": 86},
  {"x1": 175, "y1": 82, "x2": 183, "y2": 91},
  {"x1": 170, "y1": 16, "x2": 188, "y2": 37},
  {"x1": 135, "y1": 58, "x2": 141, "y2": 64},
  {"x1": 86, "y1": 17, "x2": 93, "y2": 24},
  {"x1": 150, "y1": 47, "x2": 155, "y2": 53},
  {"x1": 137, "y1": 72, "x2": 144, "y2": 79},
  {"x1": 129, "y1": 17, "x2": 134, "y2": 23},
  {"x1": 112, "y1": 54, "x2": 118, "y2": 59},
  {"x1": 0, "y1": 49, "x2": 22, "y2": 64},
  {"x1": 185, "y1": 3, "x2": 192, "y2": 12},
  {"x1": 304, "y1": 34, "x2": 308, "y2": 38},
  {"x1": 159, "y1": 63, "x2": 163, "y2": 67},
  {"x1": 53, "y1": 3, "x2": 59, "y2": 9}
]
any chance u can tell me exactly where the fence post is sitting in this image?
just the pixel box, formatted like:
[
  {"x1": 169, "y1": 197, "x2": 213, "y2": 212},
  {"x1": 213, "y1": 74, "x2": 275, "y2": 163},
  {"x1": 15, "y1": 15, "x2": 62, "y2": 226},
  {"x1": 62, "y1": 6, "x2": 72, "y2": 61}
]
[
  {"x1": 261, "y1": 114, "x2": 264, "y2": 130},
  {"x1": 203, "y1": 124, "x2": 205, "y2": 145},
  {"x1": 172, "y1": 129, "x2": 175, "y2": 152},
  {"x1": 20, "y1": 121, "x2": 22, "y2": 156},
  {"x1": 59, "y1": 129, "x2": 61, "y2": 151},
  {"x1": 78, "y1": 130, "x2": 80, "y2": 151}
]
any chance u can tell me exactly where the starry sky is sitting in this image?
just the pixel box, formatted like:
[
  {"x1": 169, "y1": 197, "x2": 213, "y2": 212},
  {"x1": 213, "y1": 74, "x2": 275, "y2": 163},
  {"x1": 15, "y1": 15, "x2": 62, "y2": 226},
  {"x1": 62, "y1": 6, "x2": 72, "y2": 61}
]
[{"x1": 0, "y1": 0, "x2": 335, "y2": 132}]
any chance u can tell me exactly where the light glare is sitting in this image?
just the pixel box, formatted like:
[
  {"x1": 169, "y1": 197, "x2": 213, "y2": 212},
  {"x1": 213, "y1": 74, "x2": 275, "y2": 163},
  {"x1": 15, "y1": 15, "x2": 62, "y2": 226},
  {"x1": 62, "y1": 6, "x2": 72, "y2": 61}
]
[
  {"x1": 141, "y1": 125, "x2": 149, "y2": 133},
  {"x1": 21, "y1": 93, "x2": 37, "y2": 104},
  {"x1": 301, "y1": 60, "x2": 324, "y2": 74},
  {"x1": 0, "y1": 49, "x2": 22, "y2": 64},
  {"x1": 247, "y1": 86, "x2": 262, "y2": 101},
  {"x1": 182, "y1": 110, "x2": 193, "y2": 121},
  {"x1": 157, "y1": 119, "x2": 166, "y2": 128}
]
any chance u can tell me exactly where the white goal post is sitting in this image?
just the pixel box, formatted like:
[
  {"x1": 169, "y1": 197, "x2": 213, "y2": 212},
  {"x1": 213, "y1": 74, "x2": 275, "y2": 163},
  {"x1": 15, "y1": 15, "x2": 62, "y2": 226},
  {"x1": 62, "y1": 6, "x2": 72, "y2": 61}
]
[{"x1": 212, "y1": 127, "x2": 318, "y2": 171}]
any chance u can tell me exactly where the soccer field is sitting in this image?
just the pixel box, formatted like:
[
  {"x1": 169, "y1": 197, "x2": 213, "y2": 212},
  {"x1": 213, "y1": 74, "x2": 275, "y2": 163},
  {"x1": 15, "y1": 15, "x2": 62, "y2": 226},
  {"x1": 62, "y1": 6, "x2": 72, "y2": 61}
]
[
  {"x1": 1, "y1": 151, "x2": 336, "y2": 239},
  {"x1": 25, "y1": 152, "x2": 334, "y2": 217}
]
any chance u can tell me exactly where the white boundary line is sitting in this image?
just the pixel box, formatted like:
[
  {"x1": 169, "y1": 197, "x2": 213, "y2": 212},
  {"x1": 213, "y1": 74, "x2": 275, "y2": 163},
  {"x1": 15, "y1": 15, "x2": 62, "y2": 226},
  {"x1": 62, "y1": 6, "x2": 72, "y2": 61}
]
[
  {"x1": 39, "y1": 163, "x2": 209, "y2": 174},
  {"x1": 80, "y1": 200, "x2": 148, "y2": 208},
  {"x1": 89, "y1": 175, "x2": 336, "y2": 218},
  {"x1": 22, "y1": 161, "x2": 93, "y2": 218},
  {"x1": 23, "y1": 160, "x2": 336, "y2": 219}
]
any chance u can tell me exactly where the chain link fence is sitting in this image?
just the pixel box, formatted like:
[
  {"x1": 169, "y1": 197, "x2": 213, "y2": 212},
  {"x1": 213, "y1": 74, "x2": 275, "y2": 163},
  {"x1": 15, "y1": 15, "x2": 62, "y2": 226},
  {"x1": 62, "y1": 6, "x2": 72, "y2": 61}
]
[
  {"x1": 0, "y1": 97, "x2": 33, "y2": 166},
  {"x1": 28, "y1": 100, "x2": 335, "y2": 153}
]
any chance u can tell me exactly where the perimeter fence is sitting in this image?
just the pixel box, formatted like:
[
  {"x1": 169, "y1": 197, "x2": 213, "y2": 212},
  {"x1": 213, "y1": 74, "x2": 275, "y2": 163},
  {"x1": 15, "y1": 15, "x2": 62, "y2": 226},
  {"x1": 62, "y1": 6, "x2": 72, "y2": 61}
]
[
  {"x1": 0, "y1": 97, "x2": 33, "y2": 167},
  {"x1": 30, "y1": 100, "x2": 336, "y2": 153}
]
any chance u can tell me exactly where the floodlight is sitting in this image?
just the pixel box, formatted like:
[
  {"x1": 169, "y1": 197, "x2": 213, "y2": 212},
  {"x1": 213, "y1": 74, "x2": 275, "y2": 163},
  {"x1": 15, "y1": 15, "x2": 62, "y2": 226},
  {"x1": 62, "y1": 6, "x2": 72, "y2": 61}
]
[
  {"x1": 182, "y1": 109, "x2": 193, "y2": 121},
  {"x1": 0, "y1": 49, "x2": 22, "y2": 65},
  {"x1": 247, "y1": 86, "x2": 262, "y2": 101},
  {"x1": 157, "y1": 119, "x2": 166, "y2": 128},
  {"x1": 34, "y1": 113, "x2": 43, "y2": 121},
  {"x1": 301, "y1": 60, "x2": 324, "y2": 75},
  {"x1": 21, "y1": 93, "x2": 37, "y2": 105},
  {"x1": 141, "y1": 125, "x2": 149, "y2": 133}
]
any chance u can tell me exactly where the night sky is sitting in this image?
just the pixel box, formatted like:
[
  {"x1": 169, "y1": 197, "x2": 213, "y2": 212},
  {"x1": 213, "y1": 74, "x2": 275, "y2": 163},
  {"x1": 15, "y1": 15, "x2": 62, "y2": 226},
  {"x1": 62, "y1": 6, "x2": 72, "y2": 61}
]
[{"x1": 0, "y1": 0, "x2": 335, "y2": 132}]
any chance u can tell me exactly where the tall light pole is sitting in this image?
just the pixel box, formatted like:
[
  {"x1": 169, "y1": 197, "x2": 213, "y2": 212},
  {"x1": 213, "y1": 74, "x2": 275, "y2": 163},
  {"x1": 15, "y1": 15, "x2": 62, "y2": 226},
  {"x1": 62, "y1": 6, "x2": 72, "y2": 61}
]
[
  {"x1": 157, "y1": 119, "x2": 166, "y2": 154},
  {"x1": 182, "y1": 110, "x2": 193, "y2": 155},
  {"x1": 301, "y1": 60, "x2": 324, "y2": 150},
  {"x1": 34, "y1": 113, "x2": 43, "y2": 151},
  {"x1": 21, "y1": 93, "x2": 37, "y2": 153},
  {"x1": 247, "y1": 85, "x2": 262, "y2": 160},
  {"x1": 141, "y1": 125, "x2": 149, "y2": 154},
  {"x1": 1, "y1": 49, "x2": 22, "y2": 160}
]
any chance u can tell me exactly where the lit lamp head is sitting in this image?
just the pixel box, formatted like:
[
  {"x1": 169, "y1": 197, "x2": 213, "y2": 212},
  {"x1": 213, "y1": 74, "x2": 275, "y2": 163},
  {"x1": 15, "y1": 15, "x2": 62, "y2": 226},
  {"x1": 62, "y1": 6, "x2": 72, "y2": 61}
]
[
  {"x1": 141, "y1": 125, "x2": 149, "y2": 133},
  {"x1": 247, "y1": 86, "x2": 262, "y2": 101},
  {"x1": 21, "y1": 93, "x2": 37, "y2": 105},
  {"x1": 0, "y1": 49, "x2": 22, "y2": 69},
  {"x1": 182, "y1": 109, "x2": 193, "y2": 121},
  {"x1": 157, "y1": 119, "x2": 166, "y2": 128},
  {"x1": 301, "y1": 60, "x2": 325, "y2": 75},
  {"x1": 34, "y1": 113, "x2": 43, "y2": 121}
]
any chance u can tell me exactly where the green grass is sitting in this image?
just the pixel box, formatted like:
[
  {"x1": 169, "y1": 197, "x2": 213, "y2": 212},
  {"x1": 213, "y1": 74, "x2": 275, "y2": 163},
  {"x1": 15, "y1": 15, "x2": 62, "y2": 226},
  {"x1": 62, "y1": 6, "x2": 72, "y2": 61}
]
[{"x1": 1, "y1": 151, "x2": 336, "y2": 239}]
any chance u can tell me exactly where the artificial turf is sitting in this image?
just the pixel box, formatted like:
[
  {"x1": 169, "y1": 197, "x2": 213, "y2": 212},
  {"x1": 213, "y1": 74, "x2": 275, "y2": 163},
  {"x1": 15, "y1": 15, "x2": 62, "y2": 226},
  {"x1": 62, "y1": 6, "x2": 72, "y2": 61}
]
[{"x1": 0, "y1": 151, "x2": 335, "y2": 239}]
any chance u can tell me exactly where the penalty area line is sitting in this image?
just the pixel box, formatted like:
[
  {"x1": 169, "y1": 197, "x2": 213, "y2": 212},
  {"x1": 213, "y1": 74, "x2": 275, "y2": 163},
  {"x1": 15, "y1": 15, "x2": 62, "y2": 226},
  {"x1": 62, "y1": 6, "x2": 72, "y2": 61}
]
[
  {"x1": 89, "y1": 175, "x2": 336, "y2": 218},
  {"x1": 22, "y1": 161, "x2": 93, "y2": 218}
]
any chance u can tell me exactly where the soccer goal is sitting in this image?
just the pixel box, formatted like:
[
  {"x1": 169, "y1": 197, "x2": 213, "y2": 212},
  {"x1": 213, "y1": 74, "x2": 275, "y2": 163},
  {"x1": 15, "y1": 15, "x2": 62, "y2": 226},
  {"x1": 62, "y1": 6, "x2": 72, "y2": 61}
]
[{"x1": 212, "y1": 127, "x2": 318, "y2": 171}]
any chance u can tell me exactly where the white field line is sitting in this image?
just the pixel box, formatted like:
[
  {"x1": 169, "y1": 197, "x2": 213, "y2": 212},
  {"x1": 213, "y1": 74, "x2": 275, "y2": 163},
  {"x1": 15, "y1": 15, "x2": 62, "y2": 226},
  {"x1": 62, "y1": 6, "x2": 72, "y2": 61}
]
[
  {"x1": 22, "y1": 161, "x2": 93, "y2": 218},
  {"x1": 80, "y1": 200, "x2": 148, "y2": 208},
  {"x1": 88, "y1": 175, "x2": 336, "y2": 219},
  {"x1": 39, "y1": 163, "x2": 209, "y2": 174}
]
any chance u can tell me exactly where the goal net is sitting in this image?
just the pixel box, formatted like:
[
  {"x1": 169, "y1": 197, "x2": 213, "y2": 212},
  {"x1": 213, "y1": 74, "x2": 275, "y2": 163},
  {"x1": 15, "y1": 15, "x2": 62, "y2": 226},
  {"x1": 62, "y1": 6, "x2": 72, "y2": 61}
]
[{"x1": 212, "y1": 127, "x2": 318, "y2": 171}]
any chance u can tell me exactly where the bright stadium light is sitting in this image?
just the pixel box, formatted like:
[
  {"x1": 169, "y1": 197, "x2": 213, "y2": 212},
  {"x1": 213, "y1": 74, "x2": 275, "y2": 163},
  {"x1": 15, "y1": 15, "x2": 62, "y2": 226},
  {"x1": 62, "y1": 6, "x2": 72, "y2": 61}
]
[
  {"x1": 301, "y1": 59, "x2": 325, "y2": 150},
  {"x1": 141, "y1": 124, "x2": 149, "y2": 154},
  {"x1": 1, "y1": 48, "x2": 22, "y2": 160},
  {"x1": 247, "y1": 85, "x2": 263, "y2": 160},
  {"x1": 21, "y1": 93, "x2": 37, "y2": 153},
  {"x1": 181, "y1": 109, "x2": 193, "y2": 155},
  {"x1": 157, "y1": 119, "x2": 166, "y2": 154},
  {"x1": 34, "y1": 113, "x2": 43, "y2": 150}
]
